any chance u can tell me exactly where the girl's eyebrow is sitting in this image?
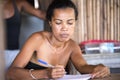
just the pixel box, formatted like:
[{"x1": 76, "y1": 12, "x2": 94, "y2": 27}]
[
  {"x1": 67, "y1": 19, "x2": 75, "y2": 21},
  {"x1": 54, "y1": 19, "x2": 75, "y2": 21},
  {"x1": 54, "y1": 19, "x2": 62, "y2": 21}
]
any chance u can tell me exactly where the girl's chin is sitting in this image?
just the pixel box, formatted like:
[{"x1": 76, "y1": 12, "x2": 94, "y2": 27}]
[{"x1": 59, "y1": 38, "x2": 70, "y2": 42}]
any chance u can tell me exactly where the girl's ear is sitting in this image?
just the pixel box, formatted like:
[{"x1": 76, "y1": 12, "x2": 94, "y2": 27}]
[{"x1": 49, "y1": 21, "x2": 52, "y2": 27}]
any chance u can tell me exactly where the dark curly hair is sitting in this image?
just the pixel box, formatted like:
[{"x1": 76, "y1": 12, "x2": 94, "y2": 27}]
[{"x1": 46, "y1": 0, "x2": 78, "y2": 21}]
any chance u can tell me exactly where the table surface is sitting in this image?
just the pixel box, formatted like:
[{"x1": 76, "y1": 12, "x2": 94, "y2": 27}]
[
  {"x1": 38, "y1": 74, "x2": 120, "y2": 80},
  {"x1": 91, "y1": 73, "x2": 120, "y2": 80},
  {"x1": 83, "y1": 53, "x2": 120, "y2": 68}
]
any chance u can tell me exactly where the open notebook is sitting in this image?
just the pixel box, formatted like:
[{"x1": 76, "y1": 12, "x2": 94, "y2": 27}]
[{"x1": 57, "y1": 74, "x2": 92, "y2": 80}]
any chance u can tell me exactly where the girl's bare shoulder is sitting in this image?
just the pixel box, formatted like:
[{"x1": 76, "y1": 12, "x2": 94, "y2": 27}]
[
  {"x1": 29, "y1": 31, "x2": 51, "y2": 40},
  {"x1": 69, "y1": 39, "x2": 78, "y2": 45},
  {"x1": 23, "y1": 31, "x2": 51, "y2": 48},
  {"x1": 68, "y1": 39, "x2": 79, "y2": 49}
]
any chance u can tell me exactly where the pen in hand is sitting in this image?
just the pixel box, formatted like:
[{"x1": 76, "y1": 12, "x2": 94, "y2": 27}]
[{"x1": 38, "y1": 59, "x2": 67, "y2": 74}]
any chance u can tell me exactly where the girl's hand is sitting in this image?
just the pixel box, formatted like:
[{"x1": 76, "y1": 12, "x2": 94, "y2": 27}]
[
  {"x1": 92, "y1": 64, "x2": 110, "y2": 78},
  {"x1": 47, "y1": 65, "x2": 66, "y2": 79}
]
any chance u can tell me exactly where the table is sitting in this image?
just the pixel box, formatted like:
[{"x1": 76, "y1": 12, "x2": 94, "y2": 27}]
[
  {"x1": 92, "y1": 74, "x2": 120, "y2": 80},
  {"x1": 83, "y1": 53, "x2": 120, "y2": 68},
  {"x1": 83, "y1": 53, "x2": 120, "y2": 73},
  {"x1": 37, "y1": 74, "x2": 120, "y2": 80}
]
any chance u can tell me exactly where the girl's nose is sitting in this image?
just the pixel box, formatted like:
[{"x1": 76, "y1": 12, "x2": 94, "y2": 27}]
[{"x1": 62, "y1": 23, "x2": 68, "y2": 31}]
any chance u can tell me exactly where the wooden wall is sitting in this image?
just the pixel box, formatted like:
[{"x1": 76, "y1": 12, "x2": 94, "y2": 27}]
[
  {"x1": 39, "y1": 0, "x2": 120, "y2": 43},
  {"x1": 72, "y1": 0, "x2": 120, "y2": 43}
]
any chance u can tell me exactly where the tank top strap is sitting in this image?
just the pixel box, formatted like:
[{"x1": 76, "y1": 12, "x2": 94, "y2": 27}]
[{"x1": 12, "y1": 0, "x2": 20, "y2": 13}]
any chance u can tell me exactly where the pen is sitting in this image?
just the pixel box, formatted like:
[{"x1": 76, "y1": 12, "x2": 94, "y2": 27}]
[
  {"x1": 38, "y1": 59, "x2": 67, "y2": 74},
  {"x1": 38, "y1": 59, "x2": 54, "y2": 68}
]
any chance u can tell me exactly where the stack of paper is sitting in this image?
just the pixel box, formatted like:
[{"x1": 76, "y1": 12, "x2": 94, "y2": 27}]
[{"x1": 57, "y1": 74, "x2": 92, "y2": 80}]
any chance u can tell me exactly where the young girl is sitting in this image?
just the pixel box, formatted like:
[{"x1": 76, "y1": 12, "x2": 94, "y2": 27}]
[{"x1": 6, "y1": 0, "x2": 110, "y2": 80}]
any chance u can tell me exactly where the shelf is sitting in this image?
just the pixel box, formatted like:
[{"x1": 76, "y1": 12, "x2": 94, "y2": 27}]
[{"x1": 83, "y1": 53, "x2": 120, "y2": 68}]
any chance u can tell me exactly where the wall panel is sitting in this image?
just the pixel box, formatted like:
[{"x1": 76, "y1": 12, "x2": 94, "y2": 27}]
[{"x1": 72, "y1": 0, "x2": 120, "y2": 43}]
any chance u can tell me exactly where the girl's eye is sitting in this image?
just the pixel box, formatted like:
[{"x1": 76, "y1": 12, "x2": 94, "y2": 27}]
[
  {"x1": 67, "y1": 20, "x2": 74, "y2": 25},
  {"x1": 68, "y1": 22, "x2": 73, "y2": 25},
  {"x1": 55, "y1": 22, "x2": 61, "y2": 25}
]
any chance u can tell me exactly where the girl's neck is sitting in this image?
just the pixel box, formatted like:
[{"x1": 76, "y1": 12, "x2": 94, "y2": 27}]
[{"x1": 49, "y1": 35, "x2": 64, "y2": 48}]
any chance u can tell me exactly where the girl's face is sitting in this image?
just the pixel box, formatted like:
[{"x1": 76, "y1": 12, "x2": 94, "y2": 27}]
[{"x1": 49, "y1": 8, "x2": 76, "y2": 42}]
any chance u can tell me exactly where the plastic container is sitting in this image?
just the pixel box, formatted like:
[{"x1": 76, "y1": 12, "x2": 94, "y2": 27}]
[{"x1": 80, "y1": 40, "x2": 120, "y2": 54}]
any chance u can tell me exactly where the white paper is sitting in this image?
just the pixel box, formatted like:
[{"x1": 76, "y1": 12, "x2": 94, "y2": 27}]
[{"x1": 57, "y1": 74, "x2": 92, "y2": 80}]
